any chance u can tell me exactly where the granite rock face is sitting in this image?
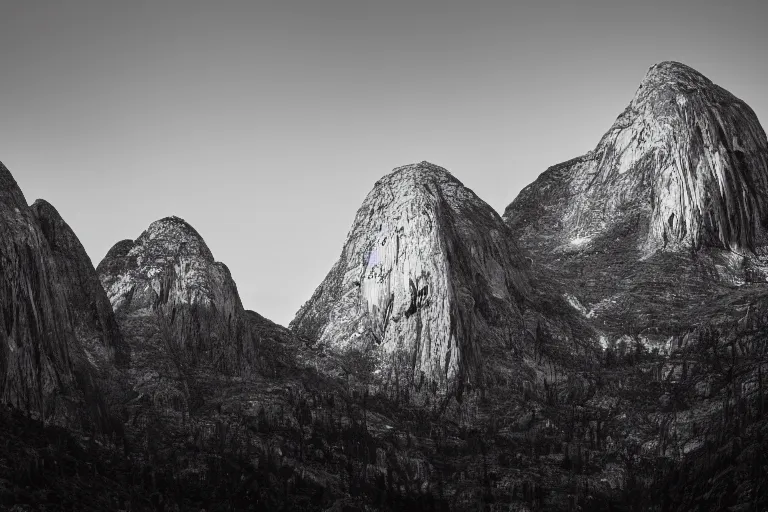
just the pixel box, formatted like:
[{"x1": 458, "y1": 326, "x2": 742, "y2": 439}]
[
  {"x1": 291, "y1": 161, "x2": 535, "y2": 397},
  {"x1": 504, "y1": 61, "x2": 768, "y2": 341},
  {"x1": 95, "y1": 216, "x2": 276, "y2": 424},
  {"x1": 506, "y1": 61, "x2": 768, "y2": 256},
  {"x1": 97, "y1": 216, "x2": 257, "y2": 376},
  {"x1": 0, "y1": 162, "x2": 109, "y2": 430},
  {"x1": 31, "y1": 199, "x2": 128, "y2": 370}
]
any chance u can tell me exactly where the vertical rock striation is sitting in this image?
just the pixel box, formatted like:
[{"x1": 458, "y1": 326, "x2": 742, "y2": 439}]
[
  {"x1": 0, "y1": 162, "x2": 109, "y2": 430},
  {"x1": 291, "y1": 161, "x2": 534, "y2": 397},
  {"x1": 31, "y1": 199, "x2": 128, "y2": 370}
]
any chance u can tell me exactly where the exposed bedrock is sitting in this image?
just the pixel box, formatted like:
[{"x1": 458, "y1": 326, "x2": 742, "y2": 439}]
[
  {"x1": 0, "y1": 162, "x2": 112, "y2": 431},
  {"x1": 291, "y1": 161, "x2": 539, "y2": 398},
  {"x1": 505, "y1": 61, "x2": 768, "y2": 257},
  {"x1": 95, "y1": 216, "x2": 299, "y2": 425},
  {"x1": 31, "y1": 199, "x2": 128, "y2": 370}
]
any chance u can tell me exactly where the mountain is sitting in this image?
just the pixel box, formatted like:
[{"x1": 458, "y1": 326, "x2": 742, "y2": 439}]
[
  {"x1": 504, "y1": 61, "x2": 768, "y2": 343},
  {"x1": 95, "y1": 216, "x2": 293, "y2": 424},
  {"x1": 97, "y1": 216, "x2": 255, "y2": 373},
  {"x1": 93, "y1": 215, "x2": 455, "y2": 510},
  {"x1": 503, "y1": 61, "x2": 768, "y2": 510},
  {"x1": 292, "y1": 161, "x2": 595, "y2": 401},
  {"x1": 0, "y1": 162, "x2": 115, "y2": 431}
]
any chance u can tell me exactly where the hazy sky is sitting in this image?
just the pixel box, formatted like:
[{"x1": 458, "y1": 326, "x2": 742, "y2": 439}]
[{"x1": 1, "y1": 1, "x2": 766, "y2": 326}]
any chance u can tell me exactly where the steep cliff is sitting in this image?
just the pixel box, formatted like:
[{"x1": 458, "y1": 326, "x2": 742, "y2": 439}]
[
  {"x1": 292, "y1": 161, "x2": 572, "y2": 398},
  {"x1": 0, "y1": 162, "x2": 108, "y2": 430},
  {"x1": 504, "y1": 61, "x2": 768, "y2": 341},
  {"x1": 31, "y1": 199, "x2": 128, "y2": 370}
]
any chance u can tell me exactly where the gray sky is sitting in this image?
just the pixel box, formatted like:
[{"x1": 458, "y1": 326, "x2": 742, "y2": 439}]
[{"x1": 1, "y1": 0, "x2": 766, "y2": 326}]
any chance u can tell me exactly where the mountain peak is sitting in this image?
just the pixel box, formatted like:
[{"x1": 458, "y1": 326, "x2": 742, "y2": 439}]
[
  {"x1": 503, "y1": 62, "x2": 768, "y2": 345},
  {"x1": 97, "y1": 215, "x2": 254, "y2": 376},
  {"x1": 145, "y1": 215, "x2": 206, "y2": 241},
  {"x1": 381, "y1": 161, "x2": 460, "y2": 185},
  {"x1": 642, "y1": 61, "x2": 711, "y2": 87},
  {"x1": 631, "y1": 61, "x2": 737, "y2": 112},
  {"x1": 0, "y1": 161, "x2": 28, "y2": 209},
  {"x1": 30, "y1": 197, "x2": 57, "y2": 211},
  {"x1": 506, "y1": 61, "x2": 768, "y2": 255},
  {"x1": 137, "y1": 216, "x2": 214, "y2": 263},
  {"x1": 0, "y1": 163, "x2": 115, "y2": 430},
  {"x1": 292, "y1": 163, "x2": 532, "y2": 398}
]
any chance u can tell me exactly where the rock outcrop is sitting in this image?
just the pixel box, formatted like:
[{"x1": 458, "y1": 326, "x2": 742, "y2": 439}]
[
  {"x1": 0, "y1": 162, "x2": 109, "y2": 430},
  {"x1": 291, "y1": 161, "x2": 536, "y2": 397},
  {"x1": 504, "y1": 61, "x2": 768, "y2": 340}
]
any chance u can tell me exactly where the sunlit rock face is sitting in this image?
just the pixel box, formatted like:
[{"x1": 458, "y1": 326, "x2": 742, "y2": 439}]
[
  {"x1": 97, "y1": 216, "x2": 257, "y2": 378},
  {"x1": 507, "y1": 61, "x2": 768, "y2": 256},
  {"x1": 31, "y1": 199, "x2": 128, "y2": 370},
  {"x1": 0, "y1": 162, "x2": 108, "y2": 430},
  {"x1": 504, "y1": 61, "x2": 768, "y2": 339},
  {"x1": 636, "y1": 63, "x2": 768, "y2": 252},
  {"x1": 291, "y1": 161, "x2": 533, "y2": 396}
]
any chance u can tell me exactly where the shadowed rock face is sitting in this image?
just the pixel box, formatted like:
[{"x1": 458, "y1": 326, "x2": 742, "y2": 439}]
[
  {"x1": 0, "y1": 162, "x2": 109, "y2": 430},
  {"x1": 504, "y1": 61, "x2": 768, "y2": 342},
  {"x1": 291, "y1": 161, "x2": 534, "y2": 396},
  {"x1": 31, "y1": 199, "x2": 128, "y2": 370}
]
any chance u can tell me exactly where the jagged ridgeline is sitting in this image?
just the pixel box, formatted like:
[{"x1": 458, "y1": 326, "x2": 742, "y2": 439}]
[
  {"x1": 506, "y1": 61, "x2": 768, "y2": 256},
  {"x1": 0, "y1": 162, "x2": 119, "y2": 431},
  {"x1": 291, "y1": 161, "x2": 589, "y2": 399}
]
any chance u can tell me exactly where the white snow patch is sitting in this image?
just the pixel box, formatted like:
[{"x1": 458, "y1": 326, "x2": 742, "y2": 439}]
[
  {"x1": 570, "y1": 236, "x2": 591, "y2": 246},
  {"x1": 564, "y1": 294, "x2": 589, "y2": 316}
]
